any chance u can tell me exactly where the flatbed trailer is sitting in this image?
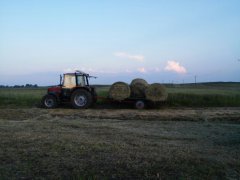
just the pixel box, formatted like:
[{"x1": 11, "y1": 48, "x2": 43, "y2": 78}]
[{"x1": 97, "y1": 96, "x2": 156, "y2": 109}]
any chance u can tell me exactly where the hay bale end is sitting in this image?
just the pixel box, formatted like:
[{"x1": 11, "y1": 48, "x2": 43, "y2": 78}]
[
  {"x1": 108, "y1": 82, "x2": 130, "y2": 101},
  {"x1": 130, "y1": 78, "x2": 148, "y2": 98},
  {"x1": 145, "y1": 83, "x2": 168, "y2": 102}
]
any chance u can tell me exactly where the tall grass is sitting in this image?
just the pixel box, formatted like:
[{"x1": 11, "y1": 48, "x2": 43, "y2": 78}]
[
  {"x1": 167, "y1": 93, "x2": 240, "y2": 107},
  {"x1": 0, "y1": 88, "x2": 46, "y2": 107},
  {"x1": 166, "y1": 84, "x2": 240, "y2": 107},
  {"x1": 0, "y1": 83, "x2": 240, "y2": 108}
]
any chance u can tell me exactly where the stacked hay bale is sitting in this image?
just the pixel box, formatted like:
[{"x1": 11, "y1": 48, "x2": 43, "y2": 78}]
[
  {"x1": 108, "y1": 79, "x2": 168, "y2": 102},
  {"x1": 108, "y1": 82, "x2": 130, "y2": 101},
  {"x1": 145, "y1": 83, "x2": 168, "y2": 102},
  {"x1": 130, "y1": 78, "x2": 148, "y2": 98}
]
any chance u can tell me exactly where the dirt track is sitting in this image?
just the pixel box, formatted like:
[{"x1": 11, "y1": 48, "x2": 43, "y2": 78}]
[{"x1": 1, "y1": 107, "x2": 240, "y2": 122}]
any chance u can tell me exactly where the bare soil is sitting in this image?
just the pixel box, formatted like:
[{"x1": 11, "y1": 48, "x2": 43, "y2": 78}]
[{"x1": 0, "y1": 107, "x2": 240, "y2": 179}]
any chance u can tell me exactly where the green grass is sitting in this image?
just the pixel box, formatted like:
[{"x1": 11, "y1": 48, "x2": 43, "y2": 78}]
[
  {"x1": 0, "y1": 88, "x2": 46, "y2": 107},
  {"x1": 0, "y1": 82, "x2": 240, "y2": 108},
  {"x1": 167, "y1": 93, "x2": 240, "y2": 107},
  {"x1": 166, "y1": 83, "x2": 240, "y2": 107}
]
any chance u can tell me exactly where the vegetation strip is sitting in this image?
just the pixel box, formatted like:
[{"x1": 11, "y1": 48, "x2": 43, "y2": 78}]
[{"x1": 1, "y1": 82, "x2": 240, "y2": 108}]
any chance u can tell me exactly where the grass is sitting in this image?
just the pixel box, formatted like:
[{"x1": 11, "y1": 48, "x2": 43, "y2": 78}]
[
  {"x1": 167, "y1": 93, "x2": 240, "y2": 107},
  {"x1": 166, "y1": 83, "x2": 240, "y2": 107},
  {"x1": 0, "y1": 82, "x2": 240, "y2": 108},
  {"x1": 0, "y1": 84, "x2": 239, "y2": 179},
  {"x1": 0, "y1": 110, "x2": 240, "y2": 179},
  {"x1": 0, "y1": 88, "x2": 46, "y2": 107}
]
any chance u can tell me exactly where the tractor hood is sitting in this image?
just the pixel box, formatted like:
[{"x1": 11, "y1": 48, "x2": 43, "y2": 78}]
[{"x1": 48, "y1": 86, "x2": 62, "y2": 94}]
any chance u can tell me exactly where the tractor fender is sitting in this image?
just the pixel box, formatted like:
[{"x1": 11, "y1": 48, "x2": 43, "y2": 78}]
[
  {"x1": 48, "y1": 92, "x2": 60, "y2": 103},
  {"x1": 71, "y1": 87, "x2": 92, "y2": 93}
]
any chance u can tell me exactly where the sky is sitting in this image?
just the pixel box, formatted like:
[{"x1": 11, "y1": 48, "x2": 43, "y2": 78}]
[{"x1": 0, "y1": 0, "x2": 240, "y2": 86}]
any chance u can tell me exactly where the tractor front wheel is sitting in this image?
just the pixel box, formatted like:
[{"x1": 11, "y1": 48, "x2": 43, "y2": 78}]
[
  {"x1": 41, "y1": 94, "x2": 58, "y2": 108},
  {"x1": 71, "y1": 89, "x2": 93, "y2": 109}
]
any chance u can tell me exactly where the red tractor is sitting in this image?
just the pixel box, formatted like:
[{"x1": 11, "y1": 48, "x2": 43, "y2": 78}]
[{"x1": 41, "y1": 71, "x2": 97, "y2": 109}]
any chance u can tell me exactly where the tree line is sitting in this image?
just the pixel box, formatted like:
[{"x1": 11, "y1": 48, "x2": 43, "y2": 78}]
[{"x1": 0, "y1": 84, "x2": 38, "y2": 88}]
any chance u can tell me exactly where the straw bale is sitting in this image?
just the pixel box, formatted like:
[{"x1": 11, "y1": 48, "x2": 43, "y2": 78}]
[
  {"x1": 108, "y1": 82, "x2": 130, "y2": 101},
  {"x1": 130, "y1": 78, "x2": 148, "y2": 98},
  {"x1": 145, "y1": 83, "x2": 168, "y2": 102}
]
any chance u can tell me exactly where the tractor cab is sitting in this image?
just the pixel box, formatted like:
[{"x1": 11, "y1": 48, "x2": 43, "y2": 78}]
[
  {"x1": 62, "y1": 71, "x2": 90, "y2": 88},
  {"x1": 42, "y1": 70, "x2": 97, "y2": 109}
]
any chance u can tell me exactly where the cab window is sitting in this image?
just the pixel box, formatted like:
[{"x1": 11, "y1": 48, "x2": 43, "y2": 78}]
[
  {"x1": 77, "y1": 75, "x2": 86, "y2": 86},
  {"x1": 63, "y1": 75, "x2": 76, "y2": 87}
]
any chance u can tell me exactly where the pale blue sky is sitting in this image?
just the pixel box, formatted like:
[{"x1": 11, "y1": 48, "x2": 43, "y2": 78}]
[{"x1": 0, "y1": 0, "x2": 239, "y2": 85}]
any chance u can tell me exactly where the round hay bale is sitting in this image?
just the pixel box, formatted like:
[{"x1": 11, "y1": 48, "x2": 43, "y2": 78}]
[
  {"x1": 108, "y1": 82, "x2": 130, "y2": 101},
  {"x1": 130, "y1": 78, "x2": 149, "y2": 98},
  {"x1": 145, "y1": 83, "x2": 168, "y2": 102}
]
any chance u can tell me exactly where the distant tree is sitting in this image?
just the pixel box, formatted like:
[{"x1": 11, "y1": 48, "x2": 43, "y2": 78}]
[
  {"x1": 25, "y1": 84, "x2": 31, "y2": 88},
  {"x1": 24, "y1": 84, "x2": 38, "y2": 88}
]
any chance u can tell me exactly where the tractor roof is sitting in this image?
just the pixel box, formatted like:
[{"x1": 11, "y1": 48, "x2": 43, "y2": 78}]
[
  {"x1": 65, "y1": 70, "x2": 89, "y2": 76},
  {"x1": 64, "y1": 70, "x2": 97, "y2": 78}
]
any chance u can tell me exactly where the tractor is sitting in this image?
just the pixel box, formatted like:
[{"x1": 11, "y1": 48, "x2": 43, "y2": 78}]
[{"x1": 41, "y1": 71, "x2": 97, "y2": 109}]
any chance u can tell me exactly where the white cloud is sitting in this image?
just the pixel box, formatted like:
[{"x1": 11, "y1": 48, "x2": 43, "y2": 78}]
[
  {"x1": 63, "y1": 67, "x2": 96, "y2": 74},
  {"x1": 63, "y1": 67, "x2": 122, "y2": 75},
  {"x1": 154, "y1": 67, "x2": 161, "y2": 72},
  {"x1": 63, "y1": 68, "x2": 78, "y2": 73},
  {"x1": 125, "y1": 69, "x2": 132, "y2": 73},
  {"x1": 137, "y1": 67, "x2": 147, "y2": 73},
  {"x1": 114, "y1": 52, "x2": 145, "y2": 62},
  {"x1": 164, "y1": 61, "x2": 187, "y2": 74}
]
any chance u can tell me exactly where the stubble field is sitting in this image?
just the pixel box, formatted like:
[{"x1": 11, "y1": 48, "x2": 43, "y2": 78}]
[{"x1": 0, "y1": 83, "x2": 240, "y2": 179}]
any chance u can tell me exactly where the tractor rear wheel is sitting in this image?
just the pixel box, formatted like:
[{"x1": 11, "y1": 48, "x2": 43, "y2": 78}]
[
  {"x1": 41, "y1": 94, "x2": 58, "y2": 108},
  {"x1": 71, "y1": 89, "x2": 93, "y2": 109}
]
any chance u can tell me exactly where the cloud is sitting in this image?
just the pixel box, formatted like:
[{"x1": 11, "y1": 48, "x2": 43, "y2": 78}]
[
  {"x1": 63, "y1": 68, "x2": 78, "y2": 73},
  {"x1": 164, "y1": 61, "x2": 187, "y2": 74},
  {"x1": 63, "y1": 67, "x2": 122, "y2": 75},
  {"x1": 63, "y1": 66, "x2": 152, "y2": 75},
  {"x1": 153, "y1": 67, "x2": 161, "y2": 72},
  {"x1": 137, "y1": 67, "x2": 147, "y2": 73},
  {"x1": 125, "y1": 69, "x2": 132, "y2": 73},
  {"x1": 114, "y1": 52, "x2": 145, "y2": 62},
  {"x1": 63, "y1": 67, "x2": 97, "y2": 74}
]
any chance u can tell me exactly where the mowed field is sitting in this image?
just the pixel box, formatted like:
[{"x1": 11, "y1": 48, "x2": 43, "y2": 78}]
[{"x1": 0, "y1": 83, "x2": 240, "y2": 179}]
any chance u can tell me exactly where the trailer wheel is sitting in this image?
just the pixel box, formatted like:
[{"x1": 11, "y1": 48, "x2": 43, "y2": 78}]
[
  {"x1": 135, "y1": 100, "x2": 145, "y2": 109},
  {"x1": 41, "y1": 94, "x2": 58, "y2": 108},
  {"x1": 71, "y1": 89, "x2": 92, "y2": 109}
]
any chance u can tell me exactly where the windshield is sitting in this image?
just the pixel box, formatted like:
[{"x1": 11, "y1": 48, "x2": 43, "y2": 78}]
[
  {"x1": 77, "y1": 75, "x2": 86, "y2": 86},
  {"x1": 63, "y1": 75, "x2": 76, "y2": 87}
]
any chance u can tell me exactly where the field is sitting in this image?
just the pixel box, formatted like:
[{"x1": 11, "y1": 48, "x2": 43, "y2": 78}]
[
  {"x1": 0, "y1": 83, "x2": 240, "y2": 179},
  {"x1": 1, "y1": 82, "x2": 240, "y2": 108}
]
